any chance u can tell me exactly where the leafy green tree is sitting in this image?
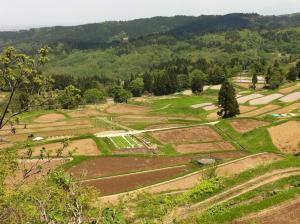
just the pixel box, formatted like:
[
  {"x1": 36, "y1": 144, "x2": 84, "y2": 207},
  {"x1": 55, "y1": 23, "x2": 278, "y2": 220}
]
[
  {"x1": 191, "y1": 75, "x2": 204, "y2": 94},
  {"x1": 112, "y1": 86, "x2": 132, "y2": 103},
  {"x1": 218, "y1": 79, "x2": 240, "y2": 118},
  {"x1": 58, "y1": 85, "x2": 82, "y2": 109},
  {"x1": 0, "y1": 47, "x2": 51, "y2": 129},
  {"x1": 208, "y1": 66, "x2": 226, "y2": 85},
  {"x1": 83, "y1": 88, "x2": 106, "y2": 104},
  {"x1": 177, "y1": 74, "x2": 190, "y2": 91},
  {"x1": 129, "y1": 78, "x2": 144, "y2": 97}
]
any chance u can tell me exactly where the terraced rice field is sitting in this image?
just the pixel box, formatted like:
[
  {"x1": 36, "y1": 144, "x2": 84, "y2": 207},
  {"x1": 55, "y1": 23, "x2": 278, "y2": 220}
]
[{"x1": 107, "y1": 135, "x2": 142, "y2": 149}]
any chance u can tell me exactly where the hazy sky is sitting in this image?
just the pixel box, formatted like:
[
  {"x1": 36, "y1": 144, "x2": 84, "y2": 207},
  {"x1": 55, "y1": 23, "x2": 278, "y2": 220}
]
[{"x1": 1, "y1": 0, "x2": 300, "y2": 29}]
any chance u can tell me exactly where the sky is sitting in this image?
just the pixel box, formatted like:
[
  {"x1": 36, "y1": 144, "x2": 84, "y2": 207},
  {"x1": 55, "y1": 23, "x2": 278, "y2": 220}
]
[{"x1": 0, "y1": 0, "x2": 300, "y2": 30}]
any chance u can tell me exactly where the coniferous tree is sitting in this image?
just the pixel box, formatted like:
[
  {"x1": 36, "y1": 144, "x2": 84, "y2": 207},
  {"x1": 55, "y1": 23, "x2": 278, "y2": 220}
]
[
  {"x1": 218, "y1": 79, "x2": 240, "y2": 118},
  {"x1": 296, "y1": 61, "x2": 300, "y2": 79},
  {"x1": 287, "y1": 66, "x2": 298, "y2": 81},
  {"x1": 143, "y1": 72, "x2": 153, "y2": 92},
  {"x1": 252, "y1": 72, "x2": 258, "y2": 89}
]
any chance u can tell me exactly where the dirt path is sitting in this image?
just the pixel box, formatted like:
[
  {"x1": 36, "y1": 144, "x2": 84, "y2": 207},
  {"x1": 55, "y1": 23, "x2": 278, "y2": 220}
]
[{"x1": 164, "y1": 167, "x2": 300, "y2": 223}]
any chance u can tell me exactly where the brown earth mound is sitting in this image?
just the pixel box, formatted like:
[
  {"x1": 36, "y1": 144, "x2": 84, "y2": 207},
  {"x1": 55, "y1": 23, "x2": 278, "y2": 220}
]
[
  {"x1": 233, "y1": 197, "x2": 300, "y2": 224},
  {"x1": 151, "y1": 126, "x2": 222, "y2": 144},
  {"x1": 268, "y1": 121, "x2": 300, "y2": 153},
  {"x1": 176, "y1": 142, "x2": 235, "y2": 154},
  {"x1": 106, "y1": 104, "x2": 150, "y2": 114},
  {"x1": 230, "y1": 119, "x2": 269, "y2": 133},
  {"x1": 34, "y1": 113, "x2": 66, "y2": 123}
]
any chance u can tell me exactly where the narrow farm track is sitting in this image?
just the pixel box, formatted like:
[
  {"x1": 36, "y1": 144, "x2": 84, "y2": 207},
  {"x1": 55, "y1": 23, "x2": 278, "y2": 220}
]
[{"x1": 164, "y1": 167, "x2": 300, "y2": 223}]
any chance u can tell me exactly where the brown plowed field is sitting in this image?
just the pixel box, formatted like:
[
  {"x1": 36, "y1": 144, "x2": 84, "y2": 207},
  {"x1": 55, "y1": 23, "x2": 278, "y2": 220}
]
[
  {"x1": 34, "y1": 113, "x2": 66, "y2": 123},
  {"x1": 151, "y1": 126, "x2": 223, "y2": 144},
  {"x1": 230, "y1": 119, "x2": 269, "y2": 133},
  {"x1": 69, "y1": 156, "x2": 194, "y2": 179},
  {"x1": 106, "y1": 104, "x2": 150, "y2": 114},
  {"x1": 268, "y1": 121, "x2": 300, "y2": 153},
  {"x1": 82, "y1": 166, "x2": 189, "y2": 195},
  {"x1": 69, "y1": 152, "x2": 246, "y2": 179},
  {"x1": 233, "y1": 197, "x2": 300, "y2": 224},
  {"x1": 176, "y1": 142, "x2": 235, "y2": 154}
]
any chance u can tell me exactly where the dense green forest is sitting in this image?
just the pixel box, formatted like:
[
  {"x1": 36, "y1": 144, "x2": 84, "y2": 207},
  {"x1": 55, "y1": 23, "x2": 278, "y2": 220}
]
[{"x1": 1, "y1": 13, "x2": 300, "y2": 95}]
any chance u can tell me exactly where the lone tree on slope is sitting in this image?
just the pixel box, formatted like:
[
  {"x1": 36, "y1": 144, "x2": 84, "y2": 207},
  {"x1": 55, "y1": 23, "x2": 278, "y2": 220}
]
[{"x1": 218, "y1": 79, "x2": 240, "y2": 118}]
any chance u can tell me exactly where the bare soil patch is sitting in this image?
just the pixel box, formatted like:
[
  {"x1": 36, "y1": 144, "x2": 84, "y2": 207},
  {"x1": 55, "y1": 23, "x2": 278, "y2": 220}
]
[
  {"x1": 0, "y1": 142, "x2": 14, "y2": 149},
  {"x1": 268, "y1": 121, "x2": 300, "y2": 153},
  {"x1": 230, "y1": 119, "x2": 269, "y2": 133},
  {"x1": 279, "y1": 82, "x2": 300, "y2": 94},
  {"x1": 249, "y1": 93, "x2": 283, "y2": 105},
  {"x1": 216, "y1": 153, "x2": 282, "y2": 176},
  {"x1": 240, "y1": 105, "x2": 280, "y2": 117},
  {"x1": 234, "y1": 197, "x2": 300, "y2": 224},
  {"x1": 176, "y1": 142, "x2": 235, "y2": 154},
  {"x1": 82, "y1": 166, "x2": 189, "y2": 196},
  {"x1": 279, "y1": 92, "x2": 300, "y2": 103},
  {"x1": 69, "y1": 156, "x2": 202, "y2": 179},
  {"x1": 239, "y1": 105, "x2": 257, "y2": 114},
  {"x1": 106, "y1": 104, "x2": 150, "y2": 114},
  {"x1": 34, "y1": 113, "x2": 66, "y2": 123},
  {"x1": 20, "y1": 139, "x2": 99, "y2": 157},
  {"x1": 207, "y1": 112, "x2": 220, "y2": 121},
  {"x1": 151, "y1": 126, "x2": 223, "y2": 144}
]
